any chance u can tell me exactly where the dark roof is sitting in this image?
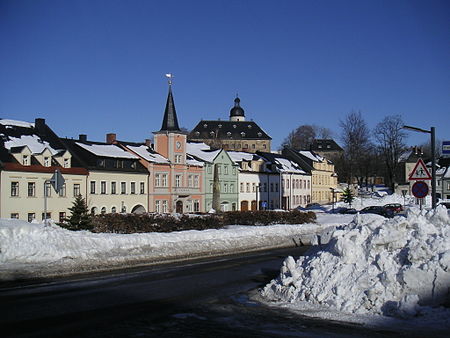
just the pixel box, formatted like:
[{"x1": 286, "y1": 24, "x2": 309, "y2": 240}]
[
  {"x1": 229, "y1": 97, "x2": 245, "y2": 117},
  {"x1": 159, "y1": 85, "x2": 180, "y2": 132},
  {"x1": 188, "y1": 120, "x2": 271, "y2": 141},
  {"x1": 311, "y1": 139, "x2": 343, "y2": 152},
  {"x1": 60, "y1": 138, "x2": 147, "y2": 173}
]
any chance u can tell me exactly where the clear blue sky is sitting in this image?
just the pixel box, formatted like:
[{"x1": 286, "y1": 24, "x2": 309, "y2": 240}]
[{"x1": 1, "y1": 0, "x2": 449, "y2": 150}]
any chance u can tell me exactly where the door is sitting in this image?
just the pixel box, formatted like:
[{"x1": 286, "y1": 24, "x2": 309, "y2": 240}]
[{"x1": 176, "y1": 201, "x2": 183, "y2": 213}]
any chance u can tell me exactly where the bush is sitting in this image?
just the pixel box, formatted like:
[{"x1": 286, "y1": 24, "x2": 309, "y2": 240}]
[{"x1": 91, "y1": 210, "x2": 316, "y2": 234}]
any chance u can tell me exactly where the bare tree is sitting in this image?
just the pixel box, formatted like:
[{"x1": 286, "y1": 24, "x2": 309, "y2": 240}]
[
  {"x1": 374, "y1": 115, "x2": 407, "y2": 191},
  {"x1": 340, "y1": 111, "x2": 372, "y2": 185},
  {"x1": 280, "y1": 124, "x2": 334, "y2": 150}
]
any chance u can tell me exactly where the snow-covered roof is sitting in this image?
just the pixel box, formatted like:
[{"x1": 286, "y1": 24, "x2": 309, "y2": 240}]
[
  {"x1": 299, "y1": 150, "x2": 323, "y2": 162},
  {"x1": 0, "y1": 119, "x2": 34, "y2": 129},
  {"x1": 274, "y1": 157, "x2": 306, "y2": 174},
  {"x1": 186, "y1": 142, "x2": 220, "y2": 163},
  {"x1": 227, "y1": 151, "x2": 258, "y2": 163},
  {"x1": 127, "y1": 145, "x2": 169, "y2": 164},
  {"x1": 76, "y1": 142, "x2": 138, "y2": 159},
  {"x1": 4, "y1": 135, "x2": 59, "y2": 155}
]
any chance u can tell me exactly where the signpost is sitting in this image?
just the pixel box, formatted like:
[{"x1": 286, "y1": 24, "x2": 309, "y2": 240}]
[
  {"x1": 412, "y1": 181, "x2": 429, "y2": 210},
  {"x1": 408, "y1": 158, "x2": 432, "y2": 181},
  {"x1": 443, "y1": 141, "x2": 450, "y2": 156}
]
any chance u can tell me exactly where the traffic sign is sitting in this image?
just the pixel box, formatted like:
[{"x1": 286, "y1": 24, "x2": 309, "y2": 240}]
[
  {"x1": 408, "y1": 158, "x2": 432, "y2": 180},
  {"x1": 443, "y1": 141, "x2": 450, "y2": 155},
  {"x1": 50, "y1": 170, "x2": 65, "y2": 193},
  {"x1": 412, "y1": 181, "x2": 429, "y2": 198}
]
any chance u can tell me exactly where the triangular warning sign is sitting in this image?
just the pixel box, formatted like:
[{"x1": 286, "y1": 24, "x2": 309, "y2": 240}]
[{"x1": 408, "y1": 158, "x2": 432, "y2": 180}]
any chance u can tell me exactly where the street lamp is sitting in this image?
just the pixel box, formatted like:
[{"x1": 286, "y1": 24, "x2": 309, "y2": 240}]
[{"x1": 403, "y1": 125, "x2": 436, "y2": 209}]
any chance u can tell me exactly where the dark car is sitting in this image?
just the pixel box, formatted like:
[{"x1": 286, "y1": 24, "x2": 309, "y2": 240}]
[
  {"x1": 333, "y1": 207, "x2": 357, "y2": 214},
  {"x1": 360, "y1": 206, "x2": 394, "y2": 218},
  {"x1": 383, "y1": 203, "x2": 403, "y2": 213}
]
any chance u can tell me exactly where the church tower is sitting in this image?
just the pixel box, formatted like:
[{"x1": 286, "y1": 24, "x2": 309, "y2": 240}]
[
  {"x1": 229, "y1": 96, "x2": 245, "y2": 122},
  {"x1": 153, "y1": 75, "x2": 186, "y2": 164}
]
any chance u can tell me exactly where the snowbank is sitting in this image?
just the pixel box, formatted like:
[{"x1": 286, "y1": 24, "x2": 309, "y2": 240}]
[
  {"x1": 261, "y1": 206, "x2": 450, "y2": 321},
  {"x1": 0, "y1": 218, "x2": 333, "y2": 279}
]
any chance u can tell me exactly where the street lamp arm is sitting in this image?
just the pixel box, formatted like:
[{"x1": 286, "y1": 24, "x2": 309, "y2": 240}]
[{"x1": 402, "y1": 125, "x2": 431, "y2": 134}]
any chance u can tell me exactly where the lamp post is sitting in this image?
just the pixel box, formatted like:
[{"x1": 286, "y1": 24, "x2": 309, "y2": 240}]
[{"x1": 403, "y1": 125, "x2": 436, "y2": 209}]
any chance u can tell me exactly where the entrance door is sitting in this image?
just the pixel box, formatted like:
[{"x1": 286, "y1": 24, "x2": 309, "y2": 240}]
[
  {"x1": 176, "y1": 201, "x2": 183, "y2": 213},
  {"x1": 241, "y1": 201, "x2": 248, "y2": 211}
]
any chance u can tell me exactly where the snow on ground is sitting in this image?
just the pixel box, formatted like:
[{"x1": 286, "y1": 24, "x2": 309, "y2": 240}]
[
  {"x1": 260, "y1": 203, "x2": 450, "y2": 331},
  {"x1": 0, "y1": 215, "x2": 340, "y2": 280}
]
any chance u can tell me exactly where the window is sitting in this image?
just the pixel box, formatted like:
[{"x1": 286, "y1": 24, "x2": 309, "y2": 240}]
[
  {"x1": 275, "y1": 183, "x2": 279, "y2": 192},
  {"x1": 230, "y1": 184, "x2": 234, "y2": 193},
  {"x1": 155, "y1": 174, "x2": 161, "y2": 187},
  {"x1": 162, "y1": 174, "x2": 168, "y2": 187},
  {"x1": 175, "y1": 175, "x2": 182, "y2": 187},
  {"x1": 44, "y1": 181, "x2": 51, "y2": 197},
  {"x1": 188, "y1": 175, "x2": 193, "y2": 187},
  {"x1": 101, "y1": 181, "x2": 106, "y2": 194},
  {"x1": 42, "y1": 212, "x2": 51, "y2": 221},
  {"x1": 246, "y1": 183, "x2": 250, "y2": 193},
  {"x1": 155, "y1": 200, "x2": 161, "y2": 213},
  {"x1": 23, "y1": 155, "x2": 29, "y2": 166},
  {"x1": 270, "y1": 183, "x2": 274, "y2": 192},
  {"x1": 111, "y1": 182, "x2": 117, "y2": 194},
  {"x1": 207, "y1": 165, "x2": 212, "y2": 174},
  {"x1": 28, "y1": 182, "x2": 36, "y2": 197},
  {"x1": 130, "y1": 182, "x2": 136, "y2": 194},
  {"x1": 101, "y1": 207, "x2": 106, "y2": 214},
  {"x1": 59, "y1": 183, "x2": 66, "y2": 197},
  {"x1": 194, "y1": 175, "x2": 199, "y2": 188},
  {"x1": 10, "y1": 213, "x2": 19, "y2": 219},
  {"x1": 252, "y1": 144, "x2": 255, "y2": 149},
  {"x1": 121, "y1": 182, "x2": 126, "y2": 194},
  {"x1": 232, "y1": 166, "x2": 236, "y2": 175},
  {"x1": 64, "y1": 158, "x2": 70, "y2": 168},
  {"x1": 11, "y1": 182, "x2": 19, "y2": 197},
  {"x1": 252, "y1": 183, "x2": 256, "y2": 192},
  {"x1": 140, "y1": 182, "x2": 145, "y2": 194},
  {"x1": 224, "y1": 183, "x2": 228, "y2": 193},
  {"x1": 44, "y1": 157, "x2": 50, "y2": 167},
  {"x1": 59, "y1": 212, "x2": 66, "y2": 223},
  {"x1": 28, "y1": 213, "x2": 35, "y2": 223},
  {"x1": 73, "y1": 183, "x2": 80, "y2": 197},
  {"x1": 224, "y1": 165, "x2": 229, "y2": 175},
  {"x1": 162, "y1": 200, "x2": 168, "y2": 213},
  {"x1": 263, "y1": 183, "x2": 267, "y2": 192},
  {"x1": 90, "y1": 181, "x2": 96, "y2": 194},
  {"x1": 193, "y1": 200, "x2": 200, "y2": 212},
  {"x1": 217, "y1": 165, "x2": 221, "y2": 174},
  {"x1": 111, "y1": 206, "x2": 116, "y2": 213},
  {"x1": 240, "y1": 182, "x2": 244, "y2": 193},
  {"x1": 210, "y1": 183, "x2": 213, "y2": 193}
]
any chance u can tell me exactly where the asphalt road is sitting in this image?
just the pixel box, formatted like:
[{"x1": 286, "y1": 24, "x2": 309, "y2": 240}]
[{"x1": 0, "y1": 246, "x2": 435, "y2": 338}]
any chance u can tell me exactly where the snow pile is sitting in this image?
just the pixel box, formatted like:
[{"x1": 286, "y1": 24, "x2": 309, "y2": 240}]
[
  {"x1": 261, "y1": 206, "x2": 450, "y2": 319},
  {"x1": 0, "y1": 218, "x2": 328, "y2": 278}
]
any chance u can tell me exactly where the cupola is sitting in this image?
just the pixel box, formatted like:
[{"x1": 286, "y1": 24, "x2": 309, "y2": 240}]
[{"x1": 229, "y1": 97, "x2": 245, "y2": 122}]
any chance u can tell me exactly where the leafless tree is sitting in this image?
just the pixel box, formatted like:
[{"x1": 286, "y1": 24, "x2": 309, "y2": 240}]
[
  {"x1": 340, "y1": 111, "x2": 372, "y2": 185},
  {"x1": 280, "y1": 124, "x2": 334, "y2": 150},
  {"x1": 374, "y1": 115, "x2": 407, "y2": 191}
]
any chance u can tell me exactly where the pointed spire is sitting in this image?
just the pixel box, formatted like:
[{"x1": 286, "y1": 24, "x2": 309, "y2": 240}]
[{"x1": 160, "y1": 75, "x2": 180, "y2": 132}]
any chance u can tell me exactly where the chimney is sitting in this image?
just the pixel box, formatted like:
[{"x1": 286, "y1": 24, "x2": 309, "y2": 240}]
[
  {"x1": 106, "y1": 133, "x2": 116, "y2": 144},
  {"x1": 34, "y1": 118, "x2": 46, "y2": 135},
  {"x1": 145, "y1": 139, "x2": 152, "y2": 147},
  {"x1": 79, "y1": 134, "x2": 87, "y2": 142}
]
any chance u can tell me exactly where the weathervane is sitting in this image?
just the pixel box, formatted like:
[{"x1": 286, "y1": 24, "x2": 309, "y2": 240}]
[{"x1": 165, "y1": 73, "x2": 174, "y2": 86}]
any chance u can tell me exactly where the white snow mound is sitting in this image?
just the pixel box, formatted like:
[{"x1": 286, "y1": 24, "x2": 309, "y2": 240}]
[{"x1": 261, "y1": 206, "x2": 450, "y2": 318}]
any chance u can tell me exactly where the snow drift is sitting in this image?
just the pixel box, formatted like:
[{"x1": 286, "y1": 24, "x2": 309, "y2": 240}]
[{"x1": 262, "y1": 206, "x2": 450, "y2": 318}]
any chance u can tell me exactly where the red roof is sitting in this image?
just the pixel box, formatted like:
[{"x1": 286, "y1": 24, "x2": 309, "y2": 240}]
[{"x1": 1, "y1": 163, "x2": 88, "y2": 175}]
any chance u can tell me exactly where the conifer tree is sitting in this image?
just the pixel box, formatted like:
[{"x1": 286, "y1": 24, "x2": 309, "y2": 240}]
[
  {"x1": 342, "y1": 188, "x2": 354, "y2": 207},
  {"x1": 66, "y1": 195, "x2": 93, "y2": 230}
]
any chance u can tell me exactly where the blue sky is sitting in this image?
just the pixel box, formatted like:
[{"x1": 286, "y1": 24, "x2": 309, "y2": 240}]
[{"x1": 1, "y1": 0, "x2": 449, "y2": 150}]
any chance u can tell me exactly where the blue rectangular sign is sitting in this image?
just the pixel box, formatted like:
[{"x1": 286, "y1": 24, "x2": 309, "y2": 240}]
[{"x1": 443, "y1": 141, "x2": 450, "y2": 155}]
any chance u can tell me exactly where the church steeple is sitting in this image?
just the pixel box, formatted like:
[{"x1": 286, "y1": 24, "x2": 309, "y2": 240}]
[{"x1": 160, "y1": 74, "x2": 180, "y2": 132}]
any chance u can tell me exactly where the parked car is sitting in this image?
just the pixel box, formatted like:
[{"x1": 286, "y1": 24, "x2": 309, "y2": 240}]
[
  {"x1": 360, "y1": 206, "x2": 394, "y2": 218},
  {"x1": 332, "y1": 207, "x2": 357, "y2": 214},
  {"x1": 383, "y1": 203, "x2": 403, "y2": 213}
]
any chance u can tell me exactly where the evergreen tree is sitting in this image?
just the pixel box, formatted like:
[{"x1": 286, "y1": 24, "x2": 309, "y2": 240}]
[
  {"x1": 342, "y1": 188, "x2": 354, "y2": 207},
  {"x1": 66, "y1": 195, "x2": 93, "y2": 231}
]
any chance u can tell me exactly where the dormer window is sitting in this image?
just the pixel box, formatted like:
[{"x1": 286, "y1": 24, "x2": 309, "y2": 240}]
[
  {"x1": 63, "y1": 158, "x2": 70, "y2": 168},
  {"x1": 203, "y1": 123, "x2": 208, "y2": 128},
  {"x1": 227, "y1": 132, "x2": 232, "y2": 137},
  {"x1": 44, "y1": 157, "x2": 50, "y2": 167},
  {"x1": 195, "y1": 131, "x2": 200, "y2": 136},
  {"x1": 233, "y1": 124, "x2": 237, "y2": 128},
  {"x1": 210, "y1": 131, "x2": 215, "y2": 136},
  {"x1": 257, "y1": 132, "x2": 262, "y2": 137},
  {"x1": 241, "y1": 132, "x2": 246, "y2": 137},
  {"x1": 248, "y1": 125, "x2": 252, "y2": 129},
  {"x1": 218, "y1": 124, "x2": 222, "y2": 128},
  {"x1": 23, "y1": 155, "x2": 29, "y2": 166}
]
